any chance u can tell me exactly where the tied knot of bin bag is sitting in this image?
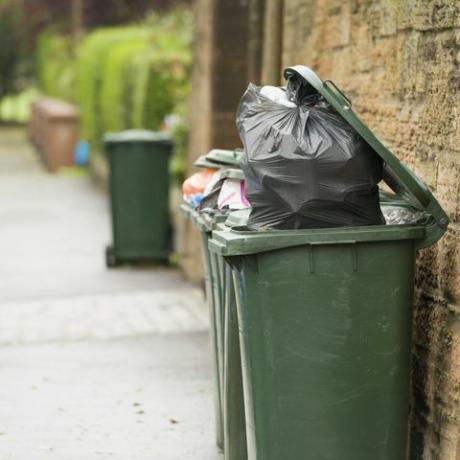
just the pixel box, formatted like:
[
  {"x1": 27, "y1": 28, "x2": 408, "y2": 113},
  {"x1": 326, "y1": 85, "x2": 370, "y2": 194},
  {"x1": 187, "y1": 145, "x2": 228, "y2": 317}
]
[{"x1": 236, "y1": 83, "x2": 385, "y2": 230}]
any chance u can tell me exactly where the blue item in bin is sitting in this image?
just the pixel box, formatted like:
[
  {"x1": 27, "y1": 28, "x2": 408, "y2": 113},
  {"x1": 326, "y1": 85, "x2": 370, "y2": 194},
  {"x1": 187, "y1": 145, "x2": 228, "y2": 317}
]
[
  {"x1": 74, "y1": 141, "x2": 90, "y2": 166},
  {"x1": 188, "y1": 194, "x2": 204, "y2": 207}
]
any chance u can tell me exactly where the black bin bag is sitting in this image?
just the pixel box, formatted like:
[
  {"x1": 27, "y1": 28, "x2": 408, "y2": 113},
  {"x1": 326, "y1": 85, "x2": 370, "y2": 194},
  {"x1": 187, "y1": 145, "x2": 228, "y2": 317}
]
[{"x1": 236, "y1": 72, "x2": 385, "y2": 230}]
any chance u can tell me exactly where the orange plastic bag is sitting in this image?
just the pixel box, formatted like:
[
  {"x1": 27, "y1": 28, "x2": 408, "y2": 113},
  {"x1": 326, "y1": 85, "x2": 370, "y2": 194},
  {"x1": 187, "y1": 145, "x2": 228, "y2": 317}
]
[{"x1": 182, "y1": 168, "x2": 217, "y2": 198}]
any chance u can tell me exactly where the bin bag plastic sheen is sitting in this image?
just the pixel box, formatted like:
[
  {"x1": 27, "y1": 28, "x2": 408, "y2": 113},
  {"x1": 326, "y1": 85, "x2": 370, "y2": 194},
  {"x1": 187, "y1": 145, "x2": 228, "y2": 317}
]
[{"x1": 236, "y1": 83, "x2": 385, "y2": 230}]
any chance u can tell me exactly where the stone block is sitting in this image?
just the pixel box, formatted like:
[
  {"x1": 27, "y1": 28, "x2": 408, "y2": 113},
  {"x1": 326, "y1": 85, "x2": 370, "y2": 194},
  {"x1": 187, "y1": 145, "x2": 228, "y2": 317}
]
[{"x1": 437, "y1": 159, "x2": 460, "y2": 222}]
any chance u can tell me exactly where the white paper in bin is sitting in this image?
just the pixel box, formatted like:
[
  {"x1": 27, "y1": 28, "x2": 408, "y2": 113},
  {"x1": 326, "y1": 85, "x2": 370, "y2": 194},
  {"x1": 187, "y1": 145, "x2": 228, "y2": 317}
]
[{"x1": 217, "y1": 179, "x2": 250, "y2": 210}]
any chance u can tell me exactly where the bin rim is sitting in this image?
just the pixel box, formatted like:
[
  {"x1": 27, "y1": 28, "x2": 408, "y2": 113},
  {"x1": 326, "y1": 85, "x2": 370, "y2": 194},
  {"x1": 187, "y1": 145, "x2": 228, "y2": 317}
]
[
  {"x1": 180, "y1": 202, "x2": 204, "y2": 227},
  {"x1": 283, "y1": 65, "x2": 448, "y2": 246},
  {"x1": 206, "y1": 148, "x2": 242, "y2": 167},
  {"x1": 193, "y1": 155, "x2": 222, "y2": 169},
  {"x1": 197, "y1": 212, "x2": 227, "y2": 232},
  {"x1": 218, "y1": 168, "x2": 245, "y2": 181},
  {"x1": 103, "y1": 129, "x2": 172, "y2": 145},
  {"x1": 181, "y1": 201, "x2": 249, "y2": 232},
  {"x1": 209, "y1": 221, "x2": 435, "y2": 256},
  {"x1": 224, "y1": 208, "x2": 251, "y2": 228}
]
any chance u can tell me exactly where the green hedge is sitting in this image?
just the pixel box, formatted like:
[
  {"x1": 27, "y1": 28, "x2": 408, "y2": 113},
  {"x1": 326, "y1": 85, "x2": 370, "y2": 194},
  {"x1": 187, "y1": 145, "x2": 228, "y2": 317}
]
[
  {"x1": 36, "y1": 9, "x2": 193, "y2": 179},
  {"x1": 99, "y1": 38, "x2": 149, "y2": 133},
  {"x1": 36, "y1": 32, "x2": 75, "y2": 102},
  {"x1": 75, "y1": 27, "x2": 150, "y2": 144},
  {"x1": 0, "y1": 0, "x2": 27, "y2": 98}
]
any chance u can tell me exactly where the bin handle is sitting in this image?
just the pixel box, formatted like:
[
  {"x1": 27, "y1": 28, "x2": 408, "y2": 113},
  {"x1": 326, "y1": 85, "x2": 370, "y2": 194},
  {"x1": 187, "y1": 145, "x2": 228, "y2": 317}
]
[{"x1": 323, "y1": 80, "x2": 352, "y2": 108}]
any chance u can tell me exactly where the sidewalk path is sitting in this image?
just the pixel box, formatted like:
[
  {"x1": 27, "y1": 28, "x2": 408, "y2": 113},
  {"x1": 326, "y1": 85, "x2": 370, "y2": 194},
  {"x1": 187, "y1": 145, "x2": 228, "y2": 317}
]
[{"x1": 0, "y1": 129, "x2": 218, "y2": 460}]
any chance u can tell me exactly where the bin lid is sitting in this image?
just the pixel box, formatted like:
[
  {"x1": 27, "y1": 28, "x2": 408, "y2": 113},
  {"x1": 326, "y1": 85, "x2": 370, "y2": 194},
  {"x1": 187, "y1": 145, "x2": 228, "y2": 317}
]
[
  {"x1": 205, "y1": 149, "x2": 243, "y2": 167},
  {"x1": 197, "y1": 212, "x2": 228, "y2": 232},
  {"x1": 219, "y1": 168, "x2": 245, "y2": 181},
  {"x1": 182, "y1": 203, "x2": 249, "y2": 232},
  {"x1": 283, "y1": 65, "x2": 448, "y2": 247},
  {"x1": 193, "y1": 155, "x2": 221, "y2": 169},
  {"x1": 103, "y1": 130, "x2": 172, "y2": 145},
  {"x1": 198, "y1": 208, "x2": 250, "y2": 232},
  {"x1": 209, "y1": 222, "x2": 429, "y2": 255},
  {"x1": 38, "y1": 98, "x2": 80, "y2": 120}
]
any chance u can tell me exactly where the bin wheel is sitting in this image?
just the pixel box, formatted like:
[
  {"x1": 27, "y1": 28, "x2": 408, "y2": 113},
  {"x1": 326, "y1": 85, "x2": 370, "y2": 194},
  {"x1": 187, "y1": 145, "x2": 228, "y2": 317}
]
[{"x1": 105, "y1": 246, "x2": 119, "y2": 268}]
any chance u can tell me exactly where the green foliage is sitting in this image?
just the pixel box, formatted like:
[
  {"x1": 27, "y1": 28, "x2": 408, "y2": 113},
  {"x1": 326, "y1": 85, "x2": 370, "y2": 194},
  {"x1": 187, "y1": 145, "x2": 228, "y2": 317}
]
[
  {"x1": 0, "y1": 0, "x2": 27, "y2": 97},
  {"x1": 36, "y1": 31, "x2": 75, "y2": 101},
  {"x1": 0, "y1": 87, "x2": 40, "y2": 123},
  {"x1": 131, "y1": 53, "x2": 184, "y2": 131},
  {"x1": 36, "y1": 7, "x2": 193, "y2": 162},
  {"x1": 137, "y1": 9, "x2": 193, "y2": 180},
  {"x1": 75, "y1": 26, "x2": 149, "y2": 144},
  {"x1": 99, "y1": 38, "x2": 149, "y2": 133}
]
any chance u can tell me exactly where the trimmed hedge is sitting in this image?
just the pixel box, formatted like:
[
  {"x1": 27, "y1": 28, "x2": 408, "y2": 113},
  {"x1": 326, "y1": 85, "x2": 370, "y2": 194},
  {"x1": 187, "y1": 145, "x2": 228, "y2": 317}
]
[
  {"x1": 36, "y1": 9, "x2": 192, "y2": 180},
  {"x1": 36, "y1": 32, "x2": 75, "y2": 102},
  {"x1": 37, "y1": 9, "x2": 192, "y2": 147},
  {"x1": 99, "y1": 38, "x2": 149, "y2": 133},
  {"x1": 75, "y1": 27, "x2": 150, "y2": 143}
]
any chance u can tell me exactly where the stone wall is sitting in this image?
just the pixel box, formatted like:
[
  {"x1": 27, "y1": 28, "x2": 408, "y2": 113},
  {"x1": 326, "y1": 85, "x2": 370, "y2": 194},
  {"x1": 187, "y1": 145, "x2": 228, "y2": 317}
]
[
  {"x1": 183, "y1": 0, "x2": 460, "y2": 456},
  {"x1": 281, "y1": 1, "x2": 460, "y2": 458}
]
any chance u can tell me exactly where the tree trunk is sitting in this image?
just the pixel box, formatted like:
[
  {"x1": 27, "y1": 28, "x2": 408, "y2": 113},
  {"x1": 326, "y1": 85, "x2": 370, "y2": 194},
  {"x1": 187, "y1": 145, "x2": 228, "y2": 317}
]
[
  {"x1": 247, "y1": 0, "x2": 265, "y2": 85},
  {"x1": 72, "y1": 0, "x2": 84, "y2": 44},
  {"x1": 261, "y1": 0, "x2": 283, "y2": 85}
]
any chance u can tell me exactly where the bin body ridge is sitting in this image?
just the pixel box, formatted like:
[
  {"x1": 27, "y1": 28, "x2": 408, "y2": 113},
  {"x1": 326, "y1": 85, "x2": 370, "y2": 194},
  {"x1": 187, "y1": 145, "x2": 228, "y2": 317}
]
[
  {"x1": 223, "y1": 263, "x2": 248, "y2": 460},
  {"x1": 230, "y1": 239, "x2": 416, "y2": 460},
  {"x1": 198, "y1": 227, "x2": 225, "y2": 449}
]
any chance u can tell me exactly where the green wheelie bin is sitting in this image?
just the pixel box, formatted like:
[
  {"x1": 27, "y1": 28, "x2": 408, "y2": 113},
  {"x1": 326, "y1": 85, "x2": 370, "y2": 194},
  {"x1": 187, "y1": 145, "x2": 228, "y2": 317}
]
[
  {"x1": 219, "y1": 210, "x2": 250, "y2": 460},
  {"x1": 204, "y1": 204, "x2": 249, "y2": 460},
  {"x1": 208, "y1": 66, "x2": 449, "y2": 460},
  {"x1": 104, "y1": 130, "x2": 172, "y2": 267},
  {"x1": 195, "y1": 208, "x2": 226, "y2": 451},
  {"x1": 181, "y1": 203, "x2": 225, "y2": 447},
  {"x1": 181, "y1": 154, "x2": 247, "y2": 456},
  {"x1": 199, "y1": 169, "x2": 248, "y2": 459},
  {"x1": 181, "y1": 202, "x2": 225, "y2": 449},
  {"x1": 200, "y1": 207, "x2": 249, "y2": 460}
]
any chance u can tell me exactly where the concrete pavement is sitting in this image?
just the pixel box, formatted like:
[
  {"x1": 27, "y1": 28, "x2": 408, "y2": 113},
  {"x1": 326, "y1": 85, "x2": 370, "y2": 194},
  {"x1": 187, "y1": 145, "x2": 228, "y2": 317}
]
[{"x1": 0, "y1": 128, "x2": 219, "y2": 459}]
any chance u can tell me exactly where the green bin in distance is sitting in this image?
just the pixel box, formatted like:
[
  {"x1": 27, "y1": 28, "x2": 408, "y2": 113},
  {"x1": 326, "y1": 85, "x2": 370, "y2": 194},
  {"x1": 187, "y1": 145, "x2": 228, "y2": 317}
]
[
  {"x1": 208, "y1": 66, "x2": 449, "y2": 460},
  {"x1": 104, "y1": 130, "x2": 172, "y2": 267}
]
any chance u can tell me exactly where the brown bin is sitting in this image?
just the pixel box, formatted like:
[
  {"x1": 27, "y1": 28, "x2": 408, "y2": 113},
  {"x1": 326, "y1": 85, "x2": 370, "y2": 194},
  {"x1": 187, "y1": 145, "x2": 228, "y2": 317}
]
[{"x1": 29, "y1": 98, "x2": 79, "y2": 172}]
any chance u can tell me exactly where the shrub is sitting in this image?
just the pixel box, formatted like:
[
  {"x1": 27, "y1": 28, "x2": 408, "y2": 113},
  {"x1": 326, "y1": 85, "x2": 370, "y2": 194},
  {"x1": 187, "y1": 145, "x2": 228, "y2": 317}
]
[
  {"x1": 99, "y1": 38, "x2": 149, "y2": 133},
  {"x1": 36, "y1": 7, "x2": 193, "y2": 163},
  {"x1": 75, "y1": 27, "x2": 149, "y2": 144},
  {"x1": 0, "y1": 87, "x2": 40, "y2": 123},
  {"x1": 36, "y1": 31, "x2": 75, "y2": 101},
  {"x1": 0, "y1": 0, "x2": 28, "y2": 97},
  {"x1": 130, "y1": 50, "x2": 185, "y2": 131}
]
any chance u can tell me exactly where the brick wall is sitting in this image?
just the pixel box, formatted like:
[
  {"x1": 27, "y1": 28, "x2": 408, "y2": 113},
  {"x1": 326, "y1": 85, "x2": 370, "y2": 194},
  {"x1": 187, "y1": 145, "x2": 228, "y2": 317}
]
[{"x1": 281, "y1": 1, "x2": 460, "y2": 458}]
